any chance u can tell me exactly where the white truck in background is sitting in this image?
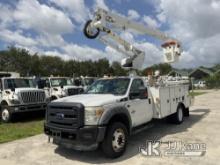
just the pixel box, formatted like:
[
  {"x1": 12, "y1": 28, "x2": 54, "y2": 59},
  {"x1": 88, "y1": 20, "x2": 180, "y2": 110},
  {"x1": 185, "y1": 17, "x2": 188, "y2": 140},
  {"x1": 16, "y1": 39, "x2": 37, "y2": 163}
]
[
  {"x1": 0, "y1": 77, "x2": 48, "y2": 122},
  {"x1": 37, "y1": 77, "x2": 84, "y2": 101},
  {"x1": 73, "y1": 76, "x2": 97, "y2": 90}
]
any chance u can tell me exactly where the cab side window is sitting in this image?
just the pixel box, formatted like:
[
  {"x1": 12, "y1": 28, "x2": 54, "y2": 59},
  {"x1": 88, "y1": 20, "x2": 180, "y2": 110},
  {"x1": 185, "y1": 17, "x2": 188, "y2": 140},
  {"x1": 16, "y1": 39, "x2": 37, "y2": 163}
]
[
  {"x1": 46, "y1": 79, "x2": 50, "y2": 88},
  {"x1": 0, "y1": 79, "x2": 2, "y2": 90},
  {"x1": 129, "y1": 79, "x2": 147, "y2": 99}
]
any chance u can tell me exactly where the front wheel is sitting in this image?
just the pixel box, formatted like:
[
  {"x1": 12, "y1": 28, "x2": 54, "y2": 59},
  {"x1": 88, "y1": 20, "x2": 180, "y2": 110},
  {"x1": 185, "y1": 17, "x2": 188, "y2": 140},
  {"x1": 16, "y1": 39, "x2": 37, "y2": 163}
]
[
  {"x1": 1, "y1": 105, "x2": 12, "y2": 123},
  {"x1": 101, "y1": 122, "x2": 128, "y2": 158},
  {"x1": 83, "y1": 20, "x2": 100, "y2": 39}
]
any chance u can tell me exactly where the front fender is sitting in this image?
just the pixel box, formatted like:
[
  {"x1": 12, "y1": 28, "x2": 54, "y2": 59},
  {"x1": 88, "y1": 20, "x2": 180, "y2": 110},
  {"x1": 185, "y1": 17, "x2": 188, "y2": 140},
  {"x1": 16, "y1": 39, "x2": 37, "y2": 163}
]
[
  {"x1": 98, "y1": 105, "x2": 132, "y2": 131},
  {"x1": 1, "y1": 99, "x2": 10, "y2": 106}
]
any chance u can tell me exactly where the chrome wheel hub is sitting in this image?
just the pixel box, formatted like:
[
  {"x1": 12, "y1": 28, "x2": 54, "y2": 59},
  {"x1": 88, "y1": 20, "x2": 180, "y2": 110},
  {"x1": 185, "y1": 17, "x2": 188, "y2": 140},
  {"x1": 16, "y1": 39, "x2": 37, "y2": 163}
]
[
  {"x1": 112, "y1": 128, "x2": 125, "y2": 152},
  {"x1": 178, "y1": 108, "x2": 183, "y2": 121},
  {"x1": 2, "y1": 109, "x2": 9, "y2": 121}
]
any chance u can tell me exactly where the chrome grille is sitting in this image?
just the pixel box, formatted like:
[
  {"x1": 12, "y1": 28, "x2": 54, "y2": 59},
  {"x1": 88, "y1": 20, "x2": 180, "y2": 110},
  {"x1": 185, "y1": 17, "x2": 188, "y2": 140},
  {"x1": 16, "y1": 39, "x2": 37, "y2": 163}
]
[
  {"x1": 67, "y1": 88, "x2": 83, "y2": 96},
  {"x1": 20, "y1": 91, "x2": 45, "y2": 104}
]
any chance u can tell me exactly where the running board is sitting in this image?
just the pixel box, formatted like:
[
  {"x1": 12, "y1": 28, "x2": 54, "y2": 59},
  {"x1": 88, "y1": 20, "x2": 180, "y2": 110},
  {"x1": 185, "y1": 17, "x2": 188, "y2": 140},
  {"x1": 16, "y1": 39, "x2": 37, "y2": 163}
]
[{"x1": 131, "y1": 122, "x2": 154, "y2": 135}]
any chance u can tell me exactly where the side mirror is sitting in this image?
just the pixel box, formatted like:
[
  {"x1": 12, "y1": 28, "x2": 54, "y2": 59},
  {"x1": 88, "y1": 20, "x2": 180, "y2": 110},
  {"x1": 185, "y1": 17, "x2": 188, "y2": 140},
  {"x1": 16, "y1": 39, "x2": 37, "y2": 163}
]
[
  {"x1": 60, "y1": 82, "x2": 64, "y2": 89},
  {"x1": 139, "y1": 87, "x2": 148, "y2": 99},
  {"x1": 38, "y1": 80, "x2": 46, "y2": 89},
  {"x1": 129, "y1": 87, "x2": 148, "y2": 100},
  {"x1": 129, "y1": 92, "x2": 138, "y2": 100},
  {"x1": 11, "y1": 87, "x2": 15, "y2": 92}
]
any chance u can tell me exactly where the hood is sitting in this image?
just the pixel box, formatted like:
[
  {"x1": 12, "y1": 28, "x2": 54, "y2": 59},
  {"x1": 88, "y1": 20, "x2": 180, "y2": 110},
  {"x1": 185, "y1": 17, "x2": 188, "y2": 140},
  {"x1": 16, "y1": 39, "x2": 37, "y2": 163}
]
[
  {"x1": 53, "y1": 94, "x2": 125, "y2": 106},
  {"x1": 14, "y1": 88, "x2": 44, "y2": 94},
  {"x1": 54, "y1": 86, "x2": 82, "y2": 90},
  {"x1": 64, "y1": 85, "x2": 83, "y2": 89}
]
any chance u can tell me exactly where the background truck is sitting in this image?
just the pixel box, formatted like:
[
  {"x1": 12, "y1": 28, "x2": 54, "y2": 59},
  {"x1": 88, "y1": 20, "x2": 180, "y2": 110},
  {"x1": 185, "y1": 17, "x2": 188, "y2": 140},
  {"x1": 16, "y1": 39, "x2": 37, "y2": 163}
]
[
  {"x1": 37, "y1": 77, "x2": 84, "y2": 101},
  {"x1": 44, "y1": 76, "x2": 191, "y2": 158},
  {"x1": 0, "y1": 77, "x2": 47, "y2": 122},
  {"x1": 73, "y1": 76, "x2": 97, "y2": 90}
]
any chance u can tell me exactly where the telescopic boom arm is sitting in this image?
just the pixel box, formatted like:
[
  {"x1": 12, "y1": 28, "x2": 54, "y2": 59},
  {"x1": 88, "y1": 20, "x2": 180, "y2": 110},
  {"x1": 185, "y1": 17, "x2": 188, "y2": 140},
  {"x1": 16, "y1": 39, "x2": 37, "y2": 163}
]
[{"x1": 84, "y1": 8, "x2": 181, "y2": 70}]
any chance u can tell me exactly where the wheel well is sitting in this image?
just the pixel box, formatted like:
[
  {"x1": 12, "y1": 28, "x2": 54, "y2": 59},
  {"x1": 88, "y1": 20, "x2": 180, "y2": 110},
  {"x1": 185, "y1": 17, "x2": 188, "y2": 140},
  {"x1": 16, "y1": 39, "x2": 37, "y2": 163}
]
[
  {"x1": 178, "y1": 102, "x2": 185, "y2": 109},
  {"x1": 51, "y1": 96, "x2": 57, "y2": 100},
  {"x1": 0, "y1": 100, "x2": 8, "y2": 110},
  {"x1": 178, "y1": 102, "x2": 189, "y2": 115},
  {"x1": 1, "y1": 100, "x2": 8, "y2": 106},
  {"x1": 108, "y1": 113, "x2": 130, "y2": 134}
]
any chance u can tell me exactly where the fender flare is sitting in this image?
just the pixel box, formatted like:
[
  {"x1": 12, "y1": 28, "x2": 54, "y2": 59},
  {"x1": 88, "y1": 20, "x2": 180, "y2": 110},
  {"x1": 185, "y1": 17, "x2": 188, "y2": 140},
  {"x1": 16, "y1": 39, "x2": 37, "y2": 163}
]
[
  {"x1": 98, "y1": 105, "x2": 132, "y2": 133},
  {"x1": 1, "y1": 100, "x2": 9, "y2": 106}
]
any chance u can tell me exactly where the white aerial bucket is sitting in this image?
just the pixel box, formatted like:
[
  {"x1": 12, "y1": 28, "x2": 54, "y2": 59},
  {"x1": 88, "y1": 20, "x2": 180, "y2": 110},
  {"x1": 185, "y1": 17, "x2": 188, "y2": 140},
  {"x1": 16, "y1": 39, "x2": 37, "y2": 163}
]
[{"x1": 162, "y1": 40, "x2": 181, "y2": 63}]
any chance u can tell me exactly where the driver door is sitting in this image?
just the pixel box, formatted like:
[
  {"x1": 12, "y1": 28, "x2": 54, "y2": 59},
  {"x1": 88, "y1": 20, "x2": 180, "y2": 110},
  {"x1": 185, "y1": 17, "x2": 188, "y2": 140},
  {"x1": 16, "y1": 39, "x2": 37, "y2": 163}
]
[{"x1": 126, "y1": 79, "x2": 153, "y2": 127}]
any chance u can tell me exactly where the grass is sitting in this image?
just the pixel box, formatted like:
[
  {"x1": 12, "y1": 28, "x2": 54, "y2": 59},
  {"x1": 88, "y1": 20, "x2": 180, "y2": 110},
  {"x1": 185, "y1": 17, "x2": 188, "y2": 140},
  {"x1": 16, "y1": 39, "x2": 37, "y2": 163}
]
[
  {"x1": 0, "y1": 112, "x2": 45, "y2": 144},
  {"x1": 190, "y1": 91, "x2": 207, "y2": 97}
]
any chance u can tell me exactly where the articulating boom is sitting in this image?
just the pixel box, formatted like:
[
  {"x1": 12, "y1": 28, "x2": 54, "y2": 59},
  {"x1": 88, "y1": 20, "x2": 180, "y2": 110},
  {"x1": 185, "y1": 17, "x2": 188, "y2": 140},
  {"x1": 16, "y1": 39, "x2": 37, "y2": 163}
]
[{"x1": 84, "y1": 8, "x2": 181, "y2": 70}]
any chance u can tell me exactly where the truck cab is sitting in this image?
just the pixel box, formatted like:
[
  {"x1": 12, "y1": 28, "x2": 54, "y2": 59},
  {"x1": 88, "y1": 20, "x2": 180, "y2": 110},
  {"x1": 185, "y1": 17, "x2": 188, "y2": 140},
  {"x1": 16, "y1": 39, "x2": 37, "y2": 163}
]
[
  {"x1": 0, "y1": 77, "x2": 48, "y2": 122},
  {"x1": 37, "y1": 77, "x2": 84, "y2": 100},
  {"x1": 44, "y1": 76, "x2": 191, "y2": 158}
]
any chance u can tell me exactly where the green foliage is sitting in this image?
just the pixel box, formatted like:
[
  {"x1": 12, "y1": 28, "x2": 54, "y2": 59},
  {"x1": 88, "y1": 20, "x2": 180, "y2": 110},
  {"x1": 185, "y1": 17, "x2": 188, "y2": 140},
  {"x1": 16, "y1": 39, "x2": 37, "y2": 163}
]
[
  {"x1": 189, "y1": 91, "x2": 206, "y2": 97},
  {"x1": 205, "y1": 73, "x2": 220, "y2": 89},
  {"x1": 0, "y1": 119, "x2": 44, "y2": 143},
  {"x1": 142, "y1": 63, "x2": 172, "y2": 76},
  {"x1": 0, "y1": 47, "x2": 128, "y2": 77}
]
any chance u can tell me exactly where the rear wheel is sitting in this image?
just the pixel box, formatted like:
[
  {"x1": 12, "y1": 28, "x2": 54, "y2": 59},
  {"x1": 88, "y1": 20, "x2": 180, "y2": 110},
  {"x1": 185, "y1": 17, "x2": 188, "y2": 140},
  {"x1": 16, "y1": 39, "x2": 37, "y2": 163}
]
[
  {"x1": 1, "y1": 105, "x2": 12, "y2": 123},
  {"x1": 173, "y1": 106, "x2": 184, "y2": 124},
  {"x1": 101, "y1": 122, "x2": 128, "y2": 158}
]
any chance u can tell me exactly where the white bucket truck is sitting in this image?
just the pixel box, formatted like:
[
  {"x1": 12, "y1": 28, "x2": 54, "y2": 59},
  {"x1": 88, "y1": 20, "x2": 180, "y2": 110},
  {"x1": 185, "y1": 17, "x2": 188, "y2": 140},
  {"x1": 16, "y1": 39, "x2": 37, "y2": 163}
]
[
  {"x1": 44, "y1": 8, "x2": 191, "y2": 158},
  {"x1": 38, "y1": 77, "x2": 84, "y2": 100}
]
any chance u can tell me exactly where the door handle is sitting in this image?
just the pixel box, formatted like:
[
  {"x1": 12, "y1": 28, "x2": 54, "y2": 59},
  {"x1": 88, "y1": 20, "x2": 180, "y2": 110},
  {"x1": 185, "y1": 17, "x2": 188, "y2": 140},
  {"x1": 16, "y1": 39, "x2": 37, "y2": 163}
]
[{"x1": 131, "y1": 110, "x2": 136, "y2": 114}]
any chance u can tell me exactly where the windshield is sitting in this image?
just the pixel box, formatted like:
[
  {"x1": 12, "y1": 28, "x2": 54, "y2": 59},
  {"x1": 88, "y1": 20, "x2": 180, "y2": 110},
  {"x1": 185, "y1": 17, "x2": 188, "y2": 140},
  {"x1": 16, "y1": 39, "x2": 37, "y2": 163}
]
[
  {"x1": 50, "y1": 78, "x2": 73, "y2": 87},
  {"x1": 4, "y1": 79, "x2": 35, "y2": 90},
  {"x1": 85, "y1": 78, "x2": 130, "y2": 95},
  {"x1": 84, "y1": 78, "x2": 95, "y2": 86}
]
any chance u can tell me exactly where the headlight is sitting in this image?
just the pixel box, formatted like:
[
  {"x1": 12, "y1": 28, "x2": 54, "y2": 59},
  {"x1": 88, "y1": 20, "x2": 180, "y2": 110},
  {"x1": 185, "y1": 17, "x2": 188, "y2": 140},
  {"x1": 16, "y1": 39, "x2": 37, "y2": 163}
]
[
  {"x1": 9, "y1": 99, "x2": 20, "y2": 105},
  {"x1": 53, "y1": 88, "x2": 58, "y2": 91},
  {"x1": 9, "y1": 94, "x2": 20, "y2": 105},
  {"x1": 84, "y1": 106, "x2": 104, "y2": 125}
]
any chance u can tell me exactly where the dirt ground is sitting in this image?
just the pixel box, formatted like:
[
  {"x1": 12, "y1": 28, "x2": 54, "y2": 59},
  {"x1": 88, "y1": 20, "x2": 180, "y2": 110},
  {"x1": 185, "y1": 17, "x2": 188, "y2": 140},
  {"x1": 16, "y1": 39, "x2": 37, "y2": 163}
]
[{"x1": 0, "y1": 90, "x2": 219, "y2": 165}]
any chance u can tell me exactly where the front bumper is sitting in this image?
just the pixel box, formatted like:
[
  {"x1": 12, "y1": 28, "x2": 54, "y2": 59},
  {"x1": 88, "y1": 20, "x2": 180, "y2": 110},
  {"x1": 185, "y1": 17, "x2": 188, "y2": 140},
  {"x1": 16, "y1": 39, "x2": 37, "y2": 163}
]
[
  {"x1": 44, "y1": 123, "x2": 106, "y2": 150},
  {"x1": 9, "y1": 103, "x2": 47, "y2": 113}
]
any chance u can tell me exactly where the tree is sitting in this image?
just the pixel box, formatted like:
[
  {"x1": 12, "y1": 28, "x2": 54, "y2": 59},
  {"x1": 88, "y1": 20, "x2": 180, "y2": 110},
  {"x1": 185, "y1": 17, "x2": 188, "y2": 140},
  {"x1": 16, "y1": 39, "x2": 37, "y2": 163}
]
[{"x1": 142, "y1": 63, "x2": 172, "y2": 76}]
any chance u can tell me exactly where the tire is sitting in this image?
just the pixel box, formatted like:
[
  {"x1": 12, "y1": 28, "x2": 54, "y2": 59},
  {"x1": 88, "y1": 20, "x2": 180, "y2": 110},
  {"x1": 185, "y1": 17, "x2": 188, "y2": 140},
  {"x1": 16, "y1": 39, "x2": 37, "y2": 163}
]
[
  {"x1": 83, "y1": 20, "x2": 100, "y2": 39},
  {"x1": 1, "y1": 105, "x2": 12, "y2": 123},
  {"x1": 101, "y1": 122, "x2": 128, "y2": 158},
  {"x1": 184, "y1": 108, "x2": 190, "y2": 117},
  {"x1": 172, "y1": 105, "x2": 184, "y2": 124}
]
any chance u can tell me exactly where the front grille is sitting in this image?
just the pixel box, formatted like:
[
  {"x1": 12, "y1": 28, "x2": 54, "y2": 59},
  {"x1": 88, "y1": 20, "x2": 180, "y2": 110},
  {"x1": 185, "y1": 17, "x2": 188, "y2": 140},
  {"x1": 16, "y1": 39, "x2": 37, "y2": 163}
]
[
  {"x1": 20, "y1": 91, "x2": 45, "y2": 104},
  {"x1": 47, "y1": 102, "x2": 84, "y2": 129},
  {"x1": 67, "y1": 88, "x2": 83, "y2": 96}
]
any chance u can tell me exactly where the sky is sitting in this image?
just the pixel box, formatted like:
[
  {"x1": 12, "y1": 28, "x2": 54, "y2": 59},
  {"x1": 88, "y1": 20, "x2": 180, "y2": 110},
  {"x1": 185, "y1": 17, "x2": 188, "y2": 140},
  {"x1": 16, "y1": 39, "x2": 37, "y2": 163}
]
[{"x1": 0, "y1": 0, "x2": 220, "y2": 68}]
